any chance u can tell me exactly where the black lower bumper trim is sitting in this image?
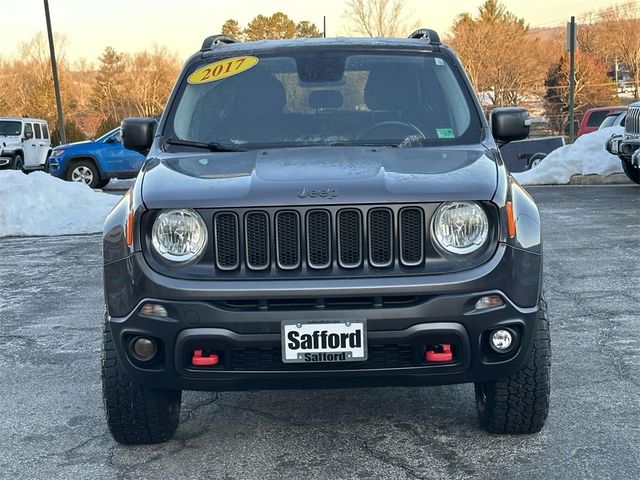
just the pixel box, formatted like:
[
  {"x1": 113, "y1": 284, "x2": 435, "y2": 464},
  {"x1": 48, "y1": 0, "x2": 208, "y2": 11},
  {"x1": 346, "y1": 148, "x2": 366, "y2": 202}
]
[{"x1": 108, "y1": 291, "x2": 537, "y2": 392}]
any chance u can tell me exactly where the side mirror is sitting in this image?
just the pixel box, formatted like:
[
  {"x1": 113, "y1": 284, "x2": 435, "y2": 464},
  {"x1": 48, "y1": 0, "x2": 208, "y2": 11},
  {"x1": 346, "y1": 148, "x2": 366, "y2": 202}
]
[
  {"x1": 121, "y1": 117, "x2": 157, "y2": 154},
  {"x1": 490, "y1": 107, "x2": 530, "y2": 144}
]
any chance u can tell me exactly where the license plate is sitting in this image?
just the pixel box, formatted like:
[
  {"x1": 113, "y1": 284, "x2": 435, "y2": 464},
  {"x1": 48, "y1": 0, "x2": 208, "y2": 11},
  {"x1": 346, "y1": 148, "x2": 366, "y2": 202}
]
[{"x1": 281, "y1": 320, "x2": 367, "y2": 363}]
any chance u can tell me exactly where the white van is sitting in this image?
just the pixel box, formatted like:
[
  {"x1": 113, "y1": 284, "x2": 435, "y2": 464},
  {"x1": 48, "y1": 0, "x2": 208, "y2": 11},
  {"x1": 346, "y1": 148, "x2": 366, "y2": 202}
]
[{"x1": 0, "y1": 117, "x2": 52, "y2": 171}]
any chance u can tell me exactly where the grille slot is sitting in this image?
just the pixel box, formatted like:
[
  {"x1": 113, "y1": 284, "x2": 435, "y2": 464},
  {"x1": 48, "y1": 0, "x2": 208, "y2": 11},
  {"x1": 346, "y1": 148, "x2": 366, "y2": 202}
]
[
  {"x1": 213, "y1": 212, "x2": 239, "y2": 270},
  {"x1": 626, "y1": 106, "x2": 640, "y2": 136},
  {"x1": 307, "y1": 210, "x2": 331, "y2": 269},
  {"x1": 275, "y1": 211, "x2": 301, "y2": 270},
  {"x1": 245, "y1": 212, "x2": 270, "y2": 270},
  {"x1": 337, "y1": 209, "x2": 362, "y2": 268},
  {"x1": 368, "y1": 208, "x2": 393, "y2": 268},
  {"x1": 399, "y1": 207, "x2": 424, "y2": 266}
]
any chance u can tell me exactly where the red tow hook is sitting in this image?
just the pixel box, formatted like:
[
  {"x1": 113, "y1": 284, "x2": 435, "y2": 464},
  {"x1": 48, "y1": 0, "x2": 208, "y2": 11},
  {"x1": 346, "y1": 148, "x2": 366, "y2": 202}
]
[
  {"x1": 192, "y1": 349, "x2": 219, "y2": 366},
  {"x1": 425, "y1": 344, "x2": 453, "y2": 362}
]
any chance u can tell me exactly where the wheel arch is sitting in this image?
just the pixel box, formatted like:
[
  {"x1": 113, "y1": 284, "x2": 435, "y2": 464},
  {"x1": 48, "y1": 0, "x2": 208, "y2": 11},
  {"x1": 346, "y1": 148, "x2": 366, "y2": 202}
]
[{"x1": 63, "y1": 155, "x2": 106, "y2": 178}]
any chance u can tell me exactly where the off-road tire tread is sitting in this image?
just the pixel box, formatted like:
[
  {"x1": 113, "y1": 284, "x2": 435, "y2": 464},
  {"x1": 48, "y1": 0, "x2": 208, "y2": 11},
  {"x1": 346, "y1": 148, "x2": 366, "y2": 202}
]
[
  {"x1": 101, "y1": 314, "x2": 181, "y2": 444},
  {"x1": 621, "y1": 160, "x2": 640, "y2": 185},
  {"x1": 475, "y1": 297, "x2": 551, "y2": 434}
]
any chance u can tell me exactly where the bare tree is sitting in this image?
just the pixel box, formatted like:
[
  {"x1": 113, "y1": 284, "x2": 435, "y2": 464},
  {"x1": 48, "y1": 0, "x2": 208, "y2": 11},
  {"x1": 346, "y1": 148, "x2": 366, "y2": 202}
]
[
  {"x1": 343, "y1": 0, "x2": 414, "y2": 37},
  {"x1": 597, "y1": 2, "x2": 640, "y2": 99},
  {"x1": 449, "y1": 0, "x2": 548, "y2": 107}
]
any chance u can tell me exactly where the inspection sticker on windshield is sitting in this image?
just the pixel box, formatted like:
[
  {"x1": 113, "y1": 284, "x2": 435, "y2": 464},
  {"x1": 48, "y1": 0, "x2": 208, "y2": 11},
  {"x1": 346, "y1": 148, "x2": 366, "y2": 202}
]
[
  {"x1": 436, "y1": 128, "x2": 455, "y2": 139},
  {"x1": 187, "y1": 56, "x2": 259, "y2": 84}
]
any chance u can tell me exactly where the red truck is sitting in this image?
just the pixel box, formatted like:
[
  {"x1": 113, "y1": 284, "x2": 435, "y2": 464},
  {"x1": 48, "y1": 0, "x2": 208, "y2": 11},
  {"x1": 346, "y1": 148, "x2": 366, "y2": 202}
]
[{"x1": 578, "y1": 106, "x2": 627, "y2": 137}]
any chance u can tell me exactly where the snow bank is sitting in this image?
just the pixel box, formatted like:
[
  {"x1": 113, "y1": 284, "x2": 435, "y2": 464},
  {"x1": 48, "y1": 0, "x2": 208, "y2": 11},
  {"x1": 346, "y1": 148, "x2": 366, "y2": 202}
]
[
  {"x1": 104, "y1": 178, "x2": 136, "y2": 191},
  {"x1": 513, "y1": 127, "x2": 624, "y2": 185},
  {"x1": 0, "y1": 171, "x2": 119, "y2": 237}
]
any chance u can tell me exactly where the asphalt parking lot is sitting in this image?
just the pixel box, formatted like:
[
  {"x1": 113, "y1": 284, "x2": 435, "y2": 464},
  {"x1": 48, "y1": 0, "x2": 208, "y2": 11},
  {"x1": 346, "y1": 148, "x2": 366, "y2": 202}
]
[{"x1": 0, "y1": 185, "x2": 638, "y2": 480}]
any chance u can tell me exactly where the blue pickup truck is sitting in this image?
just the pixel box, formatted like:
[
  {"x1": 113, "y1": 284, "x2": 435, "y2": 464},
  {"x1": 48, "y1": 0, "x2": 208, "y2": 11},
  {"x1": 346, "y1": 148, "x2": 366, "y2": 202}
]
[{"x1": 48, "y1": 127, "x2": 145, "y2": 188}]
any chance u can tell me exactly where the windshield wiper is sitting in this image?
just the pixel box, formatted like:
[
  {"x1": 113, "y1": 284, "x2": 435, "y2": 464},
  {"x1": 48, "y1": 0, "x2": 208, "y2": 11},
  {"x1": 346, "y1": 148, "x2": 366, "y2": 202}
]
[
  {"x1": 165, "y1": 138, "x2": 247, "y2": 152},
  {"x1": 329, "y1": 141, "x2": 399, "y2": 147}
]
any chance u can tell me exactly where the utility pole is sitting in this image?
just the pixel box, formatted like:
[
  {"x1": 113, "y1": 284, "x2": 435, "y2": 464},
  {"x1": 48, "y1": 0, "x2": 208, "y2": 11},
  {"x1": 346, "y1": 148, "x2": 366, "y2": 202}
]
[
  {"x1": 44, "y1": 0, "x2": 66, "y2": 145},
  {"x1": 323, "y1": 16, "x2": 326, "y2": 38},
  {"x1": 567, "y1": 16, "x2": 576, "y2": 143}
]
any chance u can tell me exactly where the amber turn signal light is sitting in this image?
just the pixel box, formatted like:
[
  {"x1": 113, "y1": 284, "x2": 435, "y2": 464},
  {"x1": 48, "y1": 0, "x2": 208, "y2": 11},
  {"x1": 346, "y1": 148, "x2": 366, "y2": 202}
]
[{"x1": 505, "y1": 201, "x2": 516, "y2": 238}]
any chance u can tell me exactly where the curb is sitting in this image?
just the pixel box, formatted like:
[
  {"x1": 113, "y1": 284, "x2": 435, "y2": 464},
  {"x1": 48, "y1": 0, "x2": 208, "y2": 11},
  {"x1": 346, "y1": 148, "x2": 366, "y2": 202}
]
[{"x1": 568, "y1": 173, "x2": 633, "y2": 185}]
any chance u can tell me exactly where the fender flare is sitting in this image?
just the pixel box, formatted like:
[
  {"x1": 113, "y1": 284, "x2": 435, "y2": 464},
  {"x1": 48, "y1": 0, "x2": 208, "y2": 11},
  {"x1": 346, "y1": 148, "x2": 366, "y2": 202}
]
[{"x1": 63, "y1": 154, "x2": 106, "y2": 178}]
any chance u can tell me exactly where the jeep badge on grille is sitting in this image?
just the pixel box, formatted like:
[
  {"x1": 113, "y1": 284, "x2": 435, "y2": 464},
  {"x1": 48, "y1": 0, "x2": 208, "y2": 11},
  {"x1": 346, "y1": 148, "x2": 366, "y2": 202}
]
[{"x1": 297, "y1": 187, "x2": 339, "y2": 199}]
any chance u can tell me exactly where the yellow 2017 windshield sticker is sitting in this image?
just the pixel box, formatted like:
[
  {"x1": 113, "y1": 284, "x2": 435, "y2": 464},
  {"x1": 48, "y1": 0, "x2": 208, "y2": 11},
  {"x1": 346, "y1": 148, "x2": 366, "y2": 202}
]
[{"x1": 187, "y1": 56, "x2": 259, "y2": 84}]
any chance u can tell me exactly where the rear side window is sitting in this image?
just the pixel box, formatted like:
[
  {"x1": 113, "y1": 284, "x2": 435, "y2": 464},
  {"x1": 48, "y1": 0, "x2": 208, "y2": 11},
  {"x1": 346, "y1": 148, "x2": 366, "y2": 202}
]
[
  {"x1": 23, "y1": 123, "x2": 33, "y2": 138},
  {"x1": 42, "y1": 124, "x2": 49, "y2": 139},
  {"x1": 34, "y1": 123, "x2": 42, "y2": 139},
  {"x1": 586, "y1": 111, "x2": 608, "y2": 127}
]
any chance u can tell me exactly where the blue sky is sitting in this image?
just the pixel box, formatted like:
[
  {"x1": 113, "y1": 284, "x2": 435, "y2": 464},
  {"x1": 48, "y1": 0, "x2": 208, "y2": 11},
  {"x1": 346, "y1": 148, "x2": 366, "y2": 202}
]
[{"x1": 0, "y1": 0, "x2": 625, "y2": 62}]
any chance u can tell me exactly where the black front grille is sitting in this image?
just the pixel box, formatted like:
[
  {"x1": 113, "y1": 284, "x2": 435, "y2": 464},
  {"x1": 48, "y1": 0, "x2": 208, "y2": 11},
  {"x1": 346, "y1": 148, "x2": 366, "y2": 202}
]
[
  {"x1": 399, "y1": 208, "x2": 424, "y2": 266},
  {"x1": 276, "y1": 211, "x2": 300, "y2": 269},
  {"x1": 231, "y1": 344, "x2": 414, "y2": 371},
  {"x1": 337, "y1": 209, "x2": 362, "y2": 268},
  {"x1": 245, "y1": 212, "x2": 269, "y2": 270},
  {"x1": 209, "y1": 204, "x2": 445, "y2": 274},
  {"x1": 307, "y1": 210, "x2": 331, "y2": 269},
  {"x1": 368, "y1": 208, "x2": 393, "y2": 267},
  {"x1": 214, "y1": 213, "x2": 239, "y2": 270}
]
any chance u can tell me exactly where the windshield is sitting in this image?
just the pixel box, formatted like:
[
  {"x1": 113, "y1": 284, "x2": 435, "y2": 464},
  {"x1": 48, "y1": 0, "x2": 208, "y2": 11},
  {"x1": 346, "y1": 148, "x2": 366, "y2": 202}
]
[
  {"x1": 165, "y1": 50, "x2": 482, "y2": 150},
  {"x1": 0, "y1": 121, "x2": 21, "y2": 136}
]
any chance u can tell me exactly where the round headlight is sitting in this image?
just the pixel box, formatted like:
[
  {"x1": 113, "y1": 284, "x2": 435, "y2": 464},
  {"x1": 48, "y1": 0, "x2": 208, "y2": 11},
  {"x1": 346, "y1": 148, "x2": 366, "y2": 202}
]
[
  {"x1": 432, "y1": 201, "x2": 489, "y2": 254},
  {"x1": 151, "y1": 209, "x2": 207, "y2": 263}
]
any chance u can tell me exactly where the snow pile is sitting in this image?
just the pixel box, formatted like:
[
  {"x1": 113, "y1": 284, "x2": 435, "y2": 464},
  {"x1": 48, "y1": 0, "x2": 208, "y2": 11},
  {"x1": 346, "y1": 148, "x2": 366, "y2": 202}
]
[
  {"x1": 513, "y1": 127, "x2": 624, "y2": 185},
  {"x1": 104, "y1": 178, "x2": 136, "y2": 191},
  {"x1": 0, "y1": 171, "x2": 119, "y2": 237}
]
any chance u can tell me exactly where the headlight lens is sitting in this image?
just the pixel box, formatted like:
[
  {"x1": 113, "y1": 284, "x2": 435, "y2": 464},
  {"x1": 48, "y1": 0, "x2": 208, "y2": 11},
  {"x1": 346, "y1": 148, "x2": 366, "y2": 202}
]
[
  {"x1": 432, "y1": 201, "x2": 489, "y2": 254},
  {"x1": 151, "y1": 209, "x2": 207, "y2": 263},
  {"x1": 52, "y1": 149, "x2": 65, "y2": 156}
]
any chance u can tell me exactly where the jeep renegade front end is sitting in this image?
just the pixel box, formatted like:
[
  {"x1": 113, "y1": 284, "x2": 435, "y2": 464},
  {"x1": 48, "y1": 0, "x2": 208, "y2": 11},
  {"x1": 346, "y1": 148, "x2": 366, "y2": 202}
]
[{"x1": 102, "y1": 30, "x2": 550, "y2": 444}]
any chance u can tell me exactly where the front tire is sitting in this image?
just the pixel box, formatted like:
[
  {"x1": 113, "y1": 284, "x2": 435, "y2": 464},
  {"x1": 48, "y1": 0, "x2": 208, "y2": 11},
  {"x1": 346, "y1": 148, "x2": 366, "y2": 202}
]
[
  {"x1": 474, "y1": 298, "x2": 551, "y2": 434},
  {"x1": 101, "y1": 315, "x2": 182, "y2": 444},
  {"x1": 621, "y1": 160, "x2": 640, "y2": 184},
  {"x1": 13, "y1": 154, "x2": 24, "y2": 171},
  {"x1": 67, "y1": 160, "x2": 102, "y2": 188}
]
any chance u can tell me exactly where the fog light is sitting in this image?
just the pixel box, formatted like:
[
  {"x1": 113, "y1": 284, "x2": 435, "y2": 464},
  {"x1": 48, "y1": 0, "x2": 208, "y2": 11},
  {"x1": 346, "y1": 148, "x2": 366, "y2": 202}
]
[
  {"x1": 475, "y1": 295, "x2": 504, "y2": 310},
  {"x1": 140, "y1": 303, "x2": 168, "y2": 317},
  {"x1": 132, "y1": 337, "x2": 157, "y2": 361},
  {"x1": 490, "y1": 329, "x2": 514, "y2": 352}
]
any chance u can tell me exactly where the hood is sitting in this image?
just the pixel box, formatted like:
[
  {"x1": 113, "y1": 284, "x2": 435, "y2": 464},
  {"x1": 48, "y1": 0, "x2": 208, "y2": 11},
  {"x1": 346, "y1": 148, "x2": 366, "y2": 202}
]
[
  {"x1": 141, "y1": 146, "x2": 498, "y2": 209},
  {"x1": 55, "y1": 140, "x2": 94, "y2": 151}
]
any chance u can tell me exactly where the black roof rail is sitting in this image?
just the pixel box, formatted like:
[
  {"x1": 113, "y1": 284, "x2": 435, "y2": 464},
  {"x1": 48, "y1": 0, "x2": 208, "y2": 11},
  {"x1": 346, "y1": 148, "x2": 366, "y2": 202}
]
[
  {"x1": 408, "y1": 29, "x2": 441, "y2": 45},
  {"x1": 201, "y1": 35, "x2": 240, "y2": 51}
]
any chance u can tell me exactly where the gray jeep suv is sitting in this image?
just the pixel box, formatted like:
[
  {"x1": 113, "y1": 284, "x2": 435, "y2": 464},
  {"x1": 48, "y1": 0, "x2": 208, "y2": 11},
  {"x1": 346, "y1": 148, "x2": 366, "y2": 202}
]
[{"x1": 102, "y1": 30, "x2": 550, "y2": 444}]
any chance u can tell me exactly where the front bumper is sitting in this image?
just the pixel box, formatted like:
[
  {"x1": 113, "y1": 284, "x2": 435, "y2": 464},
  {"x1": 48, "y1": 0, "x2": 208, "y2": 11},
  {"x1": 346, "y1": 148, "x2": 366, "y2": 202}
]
[
  {"x1": 607, "y1": 134, "x2": 640, "y2": 162},
  {"x1": 47, "y1": 157, "x2": 64, "y2": 177},
  {"x1": 0, "y1": 156, "x2": 13, "y2": 168},
  {"x1": 109, "y1": 292, "x2": 537, "y2": 391},
  {"x1": 105, "y1": 243, "x2": 542, "y2": 392}
]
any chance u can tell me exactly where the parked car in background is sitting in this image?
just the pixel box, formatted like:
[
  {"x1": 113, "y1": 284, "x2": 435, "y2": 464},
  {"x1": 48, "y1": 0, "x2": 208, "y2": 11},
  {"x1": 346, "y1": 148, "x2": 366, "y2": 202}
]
[
  {"x1": 499, "y1": 136, "x2": 565, "y2": 172},
  {"x1": 606, "y1": 101, "x2": 640, "y2": 184},
  {"x1": 48, "y1": 127, "x2": 146, "y2": 188},
  {"x1": 598, "y1": 111, "x2": 626, "y2": 130},
  {"x1": 578, "y1": 106, "x2": 627, "y2": 137},
  {"x1": 0, "y1": 117, "x2": 52, "y2": 171}
]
